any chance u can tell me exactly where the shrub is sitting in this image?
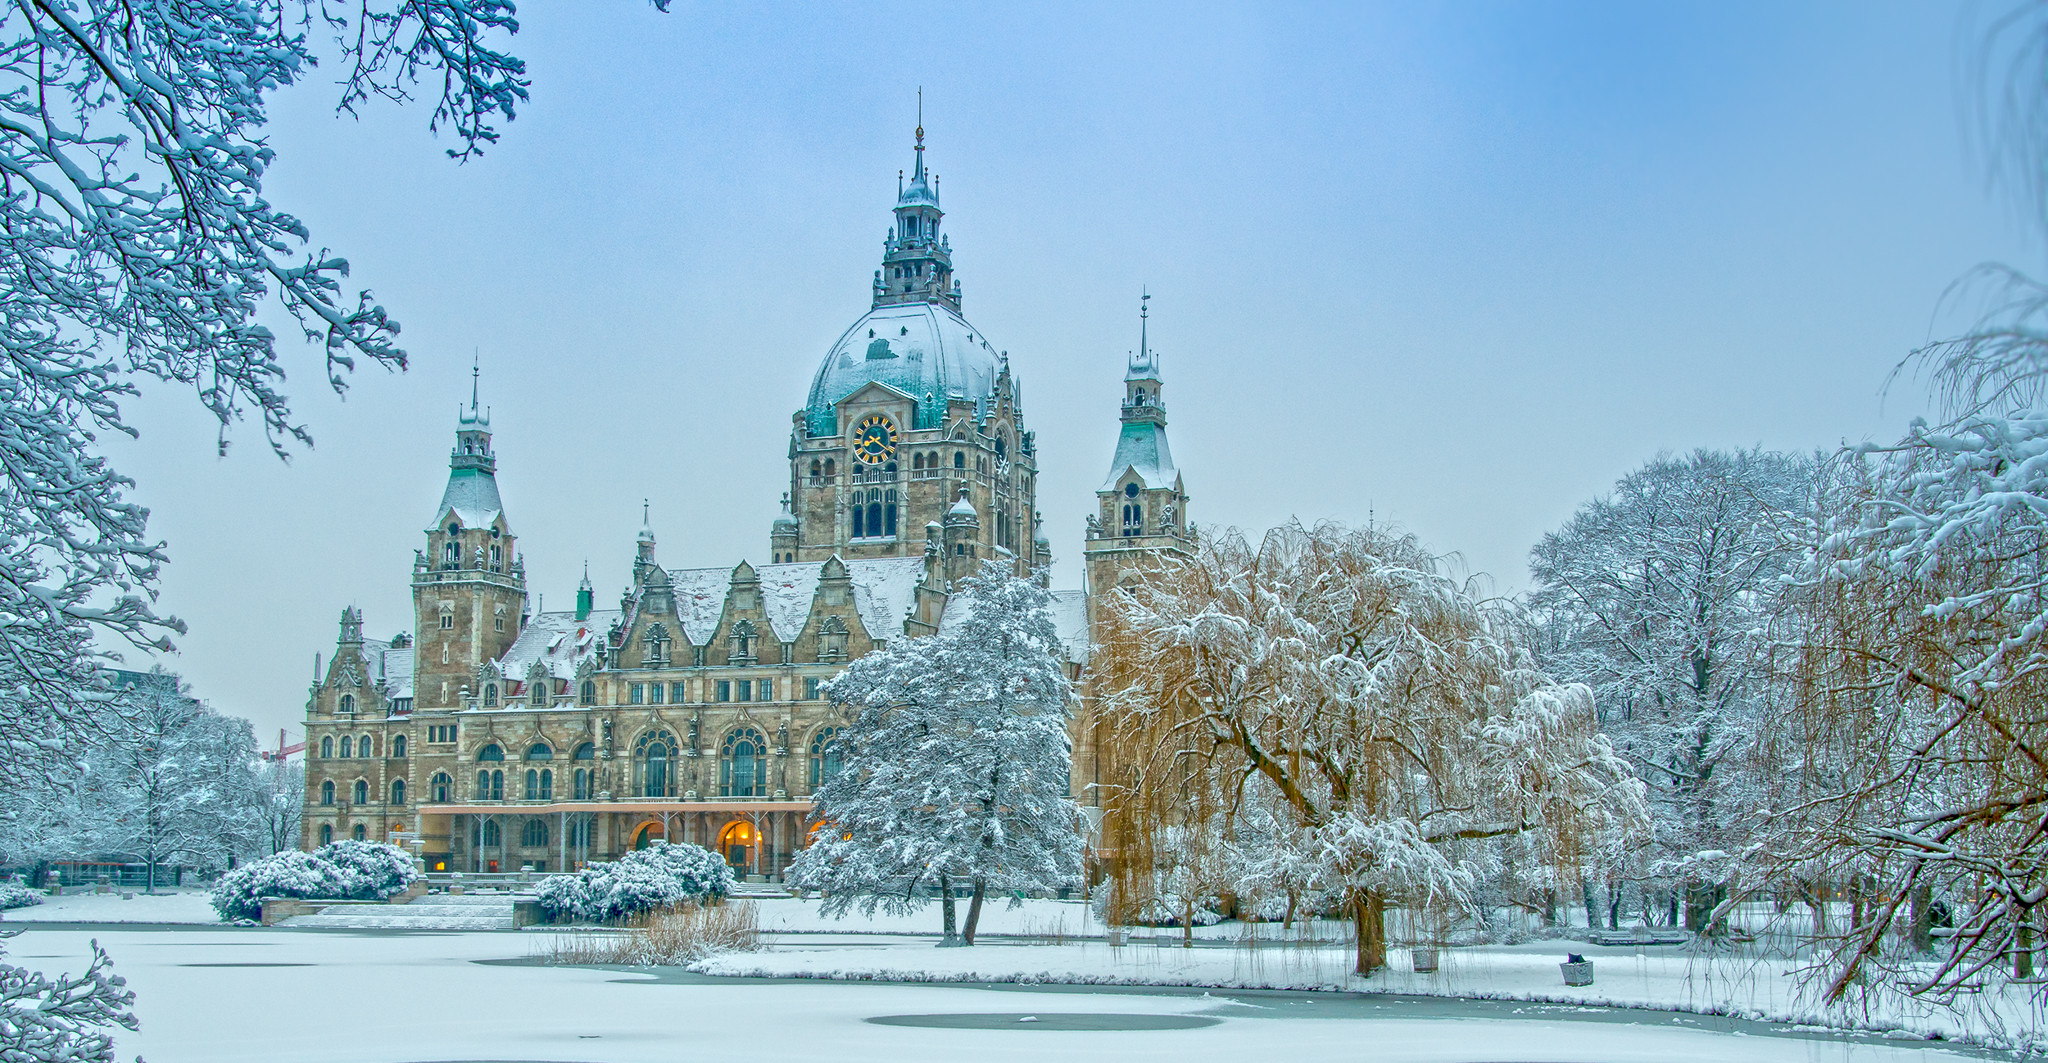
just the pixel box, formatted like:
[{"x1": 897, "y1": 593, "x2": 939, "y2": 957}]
[
  {"x1": 0, "y1": 883, "x2": 42, "y2": 910},
  {"x1": 210, "y1": 842, "x2": 421, "y2": 921},
  {"x1": 536, "y1": 841, "x2": 732, "y2": 924},
  {"x1": 537, "y1": 901, "x2": 760, "y2": 966}
]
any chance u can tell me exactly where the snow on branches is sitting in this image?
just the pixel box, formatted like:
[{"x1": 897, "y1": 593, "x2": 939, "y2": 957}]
[
  {"x1": 787, "y1": 561, "x2": 1084, "y2": 945},
  {"x1": 1093, "y1": 521, "x2": 1646, "y2": 974},
  {"x1": 0, "y1": 937, "x2": 136, "y2": 1063}
]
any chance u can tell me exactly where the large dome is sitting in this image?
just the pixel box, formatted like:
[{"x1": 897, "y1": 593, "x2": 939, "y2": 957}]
[{"x1": 804, "y1": 301, "x2": 1003, "y2": 436}]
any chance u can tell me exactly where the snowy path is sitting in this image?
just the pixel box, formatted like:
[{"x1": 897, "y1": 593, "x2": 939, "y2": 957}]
[{"x1": 0, "y1": 927, "x2": 1999, "y2": 1062}]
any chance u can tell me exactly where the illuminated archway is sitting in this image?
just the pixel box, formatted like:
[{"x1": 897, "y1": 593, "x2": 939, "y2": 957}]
[
  {"x1": 718, "y1": 820, "x2": 758, "y2": 873},
  {"x1": 630, "y1": 818, "x2": 666, "y2": 851}
]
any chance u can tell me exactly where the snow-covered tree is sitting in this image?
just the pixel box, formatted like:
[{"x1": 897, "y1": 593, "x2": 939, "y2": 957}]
[
  {"x1": 1527, "y1": 448, "x2": 1812, "y2": 929},
  {"x1": 788, "y1": 562, "x2": 1084, "y2": 945},
  {"x1": 0, "y1": 1, "x2": 670, "y2": 785},
  {"x1": 73, "y1": 672, "x2": 262, "y2": 889},
  {"x1": 255, "y1": 758, "x2": 306, "y2": 857},
  {"x1": 1094, "y1": 521, "x2": 1647, "y2": 974},
  {"x1": 0, "y1": 939, "x2": 136, "y2": 1063}
]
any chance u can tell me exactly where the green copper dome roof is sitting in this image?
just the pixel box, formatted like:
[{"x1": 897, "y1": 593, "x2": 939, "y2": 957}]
[{"x1": 804, "y1": 301, "x2": 1001, "y2": 436}]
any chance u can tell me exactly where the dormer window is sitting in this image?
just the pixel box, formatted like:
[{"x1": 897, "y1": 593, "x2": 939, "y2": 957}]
[{"x1": 448, "y1": 523, "x2": 460, "y2": 536}]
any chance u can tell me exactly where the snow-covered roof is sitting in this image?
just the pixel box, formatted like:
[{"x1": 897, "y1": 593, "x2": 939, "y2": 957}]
[
  {"x1": 360, "y1": 638, "x2": 416, "y2": 700},
  {"x1": 665, "y1": 556, "x2": 926, "y2": 646},
  {"x1": 1101, "y1": 420, "x2": 1178, "y2": 493},
  {"x1": 496, "y1": 610, "x2": 621, "y2": 682},
  {"x1": 935, "y1": 586, "x2": 1091, "y2": 667},
  {"x1": 433, "y1": 467, "x2": 503, "y2": 530},
  {"x1": 805, "y1": 301, "x2": 1003, "y2": 435},
  {"x1": 847, "y1": 557, "x2": 925, "y2": 640}
]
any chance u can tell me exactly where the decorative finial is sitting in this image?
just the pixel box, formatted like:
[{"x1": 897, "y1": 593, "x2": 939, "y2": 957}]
[
  {"x1": 470, "y1": 350, "x2": 480, "y2": 415},
  {"x1": 912, "y1": 88, "x2": 927, "y2": 182},
  {"x1": 642, "y1": 498, "x2": 650, "y2": 525},
  {"x1": 1139, "y1": 288, "x2": 1151, "y2": 364}
]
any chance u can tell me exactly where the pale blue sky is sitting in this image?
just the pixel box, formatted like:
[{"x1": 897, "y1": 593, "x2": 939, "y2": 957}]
[{"x1": 106, "y1": 2, "x2": 2025, "y2": 739}]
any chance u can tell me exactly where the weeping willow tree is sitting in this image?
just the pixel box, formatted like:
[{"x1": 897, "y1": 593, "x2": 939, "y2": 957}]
[{"x1": 1091, "y1": 521, "x2": 1647, "y2": 974}]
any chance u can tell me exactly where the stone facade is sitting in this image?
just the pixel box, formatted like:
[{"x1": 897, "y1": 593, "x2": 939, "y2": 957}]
[{"x1": 301, "y1": 127, "x2": 1189, "y2": 879}]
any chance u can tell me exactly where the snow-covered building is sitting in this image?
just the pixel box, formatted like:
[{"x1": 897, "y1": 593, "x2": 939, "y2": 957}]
[{"x1": 301, "y1": 123, "x2": 1192, "y2": 879}]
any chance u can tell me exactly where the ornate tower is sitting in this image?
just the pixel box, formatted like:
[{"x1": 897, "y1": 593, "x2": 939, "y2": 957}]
[
  {"x1": 411, "y1": 368, "x2": 526, "y2": 710},
  {"x1": 1084, "y1": 293, "x2": 1191, "y2": 622},
  {"x1": 784, "y1": 115, "x2": 1040, "y2": 578}
]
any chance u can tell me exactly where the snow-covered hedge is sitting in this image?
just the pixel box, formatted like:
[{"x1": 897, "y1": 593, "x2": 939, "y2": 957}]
[
  {"x1": 209, "y1": 841, "x2": 421, "y2": 921},
  {"x1": 0, "y1": 883, "x2": 42, "y2": 910},
  {"x1": 536, "y1": 842, "x2": 732, "y2": 924}
]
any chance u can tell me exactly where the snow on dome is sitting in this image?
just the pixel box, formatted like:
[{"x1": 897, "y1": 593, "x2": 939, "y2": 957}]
[
  {"x1": 497, "y1": 610, "x2": 623, "y2": 681},
  {"x1": 804, "y1": 302, "x2": 1001, "y2": 436},
  {"x1": 948, "y1": 494, "x2": 978, "y2": 520}
]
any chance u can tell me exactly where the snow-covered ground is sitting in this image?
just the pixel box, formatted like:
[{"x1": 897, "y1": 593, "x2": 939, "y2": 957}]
[
  {"x1": 2, "y1": 887, "x2": 219, "y2": 924},
  {"x1": 0, "y1": 927, "x2": 1992, "y2": 1063}
]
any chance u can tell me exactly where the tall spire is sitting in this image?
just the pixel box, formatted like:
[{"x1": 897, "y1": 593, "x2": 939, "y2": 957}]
[
  {"x1": 913, "y1": 86, "x2": 926, "y2": 183},
  {"x1": 875, "y1": 96, "x2": 958, "y2": 312},
  {"x1": 470, "y1": 351, "x2": 480, "y2": 417},
  {"x1": 1123, "y1": 290, "x2": 1166, "y2": 424}
]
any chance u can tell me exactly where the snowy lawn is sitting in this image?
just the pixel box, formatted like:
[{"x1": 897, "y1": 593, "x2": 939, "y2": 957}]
[
  {"x1": 701, "y1": 933, "x2": 2040, "y2": 1050},
  {"x1": 2, "y1": 887, "x2": 219, "y2": 924},
  {"x1": 2, "y1": 927, "x2": 1993, "y2": 1063}
]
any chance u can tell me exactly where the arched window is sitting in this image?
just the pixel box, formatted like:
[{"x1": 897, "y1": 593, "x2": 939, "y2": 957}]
[
  {"x1": 392, "y1": 734, "x2": 407, "y2": 758},
  {"x1": 477, "y1": 743, "x2": 503, "y2": 762},
  {"x1": 573, "y1": 767, "x2": 591, "y2": 800},
  {"x1": 823, "y1": 458, "x2": 835, "y2": 478},
  {"x1": 912, "y1": 452, "x2": 924, "y2": 470},
  {"x1": 318, "y1": 823, "x2": 334, "y2": 845},
  {"x1": 353, "y1": 823, "x2": 367, "y2": 841},
  {"x1": 579, "y1": 681, "x2": 596, "y2": 706},
  {"x1": 339, "y1": 735, "x2": 353, "y2": 758},
  {"x1": 808, "y1": 728, "x2": 842, "y2": 791},
  {"x1": 444, "y1": 539, "x2": 459, "y2": 565},
  {"x1": 320, "y1": 736, "x2": 333, "y2": 758},
  {"x1": 490, "y1": 544, "x2": 502, "y2": 569},
  {"x1": 530, "y1": 679, "x2": 547, "y2": 706},
  {"x1": 481, "y1": 819, "x2": 501, "y2": 847},
  {"x1": 320, "y1": 780, "x2": 335, "y2": 805},
  {"x1": 954, "y1": 450, "x2": 965, "y2": 469},
  {"x1": 431, "y1": 773, "x2": 451, "y2": 803},
  {"x1": 352, "y1": 779, "x2": 369, "y2": 805},
  {"x1": 522, "y1": 818, "x2": 548, "y2": 847},
  {"x1": 525, "y1": 768, "x2": 539, "y2": 799},
  {"x1": 809, "y1": 459, "x2": 821, "y2": 482},
  {"x1": 721, "y1": 727, "x2": 767, "y2": 797},
  {"x1": 339, "y1": 693, "x2": 355, "y2": 714},
  {"x1": 573, "y1": 742, "x2": 595, "y2": 761},
  {"x1": 634, "y1": 730, "x2": 677, "y2": 798},
  {"x1": 359, "y1": 735, "x2": 374, "y2": 758},
  {"x1": 390, "y1": 779, "x2": 406, "y2": 805},
  {"x1": 527, "y1": 743, "x2": 552, "y2": 761},
  {"x1": 483, "y1": 684, "x2": 497, "y2": 708}
]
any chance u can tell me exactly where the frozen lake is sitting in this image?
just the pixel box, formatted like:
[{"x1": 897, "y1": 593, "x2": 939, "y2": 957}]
[{"x1": 0, "y1": 923, "x2": 1998, "y2": 1063}]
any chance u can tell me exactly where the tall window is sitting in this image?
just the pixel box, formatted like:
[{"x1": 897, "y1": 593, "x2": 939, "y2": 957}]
[
  {"x1": 737, "y1": 679, "x2": 752, "y2": 703},
  {"x1": 320, "y1": 736, "x2": 334, "y2": 758},
  {"x1": 358, "y1": 735, "x2": 373, "y2": 757},
  {"x1": 431, "y1": 773, "x2": 451, "y2": 803},
  {"x1": 352, "y1": 779, "x2": 369, "y2": 805},
  {"x1": 579, "y1": 680, "x2": 596, "y2": 706},
  {"x1": 808, "y1": 728, "x2": 842, "y2": 791},
  {"x1": 671, "y1": 681, "x2": 687, "y2": 703},
  {"x1": 530, "y1": 679, "x2": 546, "y2": 706},
  {"x1": 477, "y1": 769, "x2": 503, "y2": 801},
  {"x1": 955, "y1": 451, "x2": 965, "y2": 469},
  {"x1": 716, "y1": 680, "x2": 731, "y2": 702},
  {"x1": 321, "y1": 780, "x2": 335, "y2": 805},
  {"x1": 390, "y1": 779, "x2": 406, "y2": 806},
  {"x1": 483, "y1": 684, "x2": 497, "y2": 707},
  {"x1": 318, "y1": 823, "x2": 333, "y2": 844},
  {"x1": 392, "y1": 734, "x2": 407, "y2": 758},
  {"x1": 440, "y1": 610, "x2": 453, "y2": 629},
  {"x1": 629, "y1": 683, "x2": 643, "y2": 705},
  {"x1": 481, "y1": 820, "x2": 501, "y2": 847},
  {"x1": 573, "y1": 767, "x2": 591, "y2": 800},
  {"x1": 339, "y1": 693, "x2": 355, "y2": 714},
  {"x1": 353, "y1": 824, "x2": 367, "y2": 841},
  {"x1": 522, "y1": 819, "x2": 548, "y2": 847},
  {"x1": 524, "y1": 768, "x2": 552, "y2": 800},
  {"x1": 635, "y1": 730, "x2": 677, "y2": 798},
  {"x1": 339, "y1": 735, "x2": 353, "y2": 758},
  {"x1": 720, "y1": 727, "x2": 767, "y2": 797},
  {"x1": 804, "y1": 677, "x2": 821, "y2": 700}
]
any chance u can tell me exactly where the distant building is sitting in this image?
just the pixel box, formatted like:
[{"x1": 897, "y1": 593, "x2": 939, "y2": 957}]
[{"x1": 301, "y1": 125, "x2": 1193, "y2": 878}]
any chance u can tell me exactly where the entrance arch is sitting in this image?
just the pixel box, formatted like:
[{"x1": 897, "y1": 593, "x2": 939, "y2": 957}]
[
  {"x1": 718, "y1": 819, "x2": 758, "y2": 875},
  {"x1": 630, "y1": 819, "x2": 666, "y2": 851}
]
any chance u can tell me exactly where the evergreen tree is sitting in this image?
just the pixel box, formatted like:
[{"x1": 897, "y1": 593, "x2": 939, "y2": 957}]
[{"x1": 788, "y1": 562, "x2": 1084, "y2": 945}]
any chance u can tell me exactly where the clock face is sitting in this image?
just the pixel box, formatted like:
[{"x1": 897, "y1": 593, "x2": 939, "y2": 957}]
[{"x1": 851, "y1": 413, "x2": 898, "y2": 465}]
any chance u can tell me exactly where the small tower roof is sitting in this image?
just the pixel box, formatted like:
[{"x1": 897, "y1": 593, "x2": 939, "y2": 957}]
[
  {"x1": 947, "y1": 486, "x2": 979, "y2": 523},
  {"x1": 637, "y1": 499, "x2": 656, "y2": 544},
  {"x1": 1127, "y1": 289, "x2": 1160, "y2": 383},
  {"x1": 773, "y1": 492, "x2": 797, "y2": 529}
]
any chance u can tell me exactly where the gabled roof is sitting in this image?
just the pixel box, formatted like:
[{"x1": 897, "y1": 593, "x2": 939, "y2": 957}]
[
  {"x1": 496, "y1": 610, "x2": 622, "y2": 682},
  {"x1": 663, "y1": 556, "x2": 928, "y2": 646}
]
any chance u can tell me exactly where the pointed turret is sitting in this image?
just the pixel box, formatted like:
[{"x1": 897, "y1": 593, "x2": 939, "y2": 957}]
[
  {"x1": 874, "y1": 94, "x2": 960, "y2": 313},
  {"x1": 576, "y1": 562, "x2": 594, "y2": 622}
]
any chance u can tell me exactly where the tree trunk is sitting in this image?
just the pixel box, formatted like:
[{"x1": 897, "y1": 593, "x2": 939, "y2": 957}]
[
  {"x1": 1282, "y1": 888, "x2": 1298, "y2": 931},
  {"x1": 1606, "y1": 881, "x2": 1621, "y2": 930},
  {"x1": 962, "y1": 878, "x2": 987, "y2": 946},
  {"x1": 1580, "y1": 877, "x2": 1599, "y2": 932},
  {"x1": 1908, "y1": 883, "x2": 1933, "y2": 954},
  {"x1": 1352, "y1": 891, "x2": 1386, "y2": 975},
  {"x1": 2018, "y1": 919, "x2": 2036, "y2": 980},
  {"x1": 938, "y1": 871, "x2": 958, "y2": 946}
]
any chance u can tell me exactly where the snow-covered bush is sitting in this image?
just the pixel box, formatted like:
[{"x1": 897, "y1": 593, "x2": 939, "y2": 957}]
[
  {"x1": 0, "y1": 882, "x2": 42, "y2": 910},
  {"x1": 209, "y1": 842, "x2": 421, "y2": 921},
  {"x1": 536, "y1": 842, "x2": 732, "y2": 924}
]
